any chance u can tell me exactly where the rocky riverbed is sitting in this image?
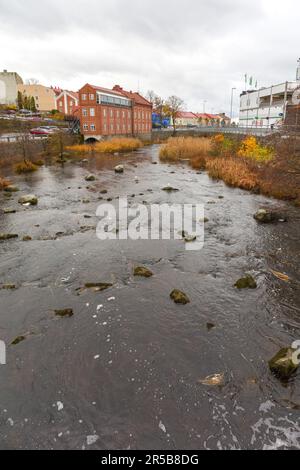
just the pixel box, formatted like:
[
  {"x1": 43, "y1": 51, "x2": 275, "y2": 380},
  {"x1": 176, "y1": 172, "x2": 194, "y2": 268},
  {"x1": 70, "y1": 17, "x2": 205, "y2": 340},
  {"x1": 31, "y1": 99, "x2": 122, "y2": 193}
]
[{"x1": 0, "y1": 144, "x2": 299, "y2": 450}]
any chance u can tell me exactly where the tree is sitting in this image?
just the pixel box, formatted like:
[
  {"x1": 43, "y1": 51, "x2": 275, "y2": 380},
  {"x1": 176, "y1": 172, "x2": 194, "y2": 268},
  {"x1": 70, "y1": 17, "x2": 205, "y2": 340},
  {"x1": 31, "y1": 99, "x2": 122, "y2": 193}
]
[
  {"x1": 17, "y1": 91, "x2": 23, "y2": 110},
  {"x1": 164, "y1": 95, "x2": 184, "y2": 134},
  {"x1": 146, "y1": 90, "x2": 156, "y2": 104},
  {"x1": 30, "y1": 96, "x2": 37, "y2": 112}
]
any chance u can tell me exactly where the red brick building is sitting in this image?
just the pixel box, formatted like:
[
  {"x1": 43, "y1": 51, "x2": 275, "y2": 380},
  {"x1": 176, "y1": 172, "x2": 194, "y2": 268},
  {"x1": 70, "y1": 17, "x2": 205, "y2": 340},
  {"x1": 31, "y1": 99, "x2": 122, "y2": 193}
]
[
  {"x1": 55, "y1": 90, "x2": 79, "y2": 116},
  {"x1": 78, "y1": 83, "x2": 152, "y2": 141}
]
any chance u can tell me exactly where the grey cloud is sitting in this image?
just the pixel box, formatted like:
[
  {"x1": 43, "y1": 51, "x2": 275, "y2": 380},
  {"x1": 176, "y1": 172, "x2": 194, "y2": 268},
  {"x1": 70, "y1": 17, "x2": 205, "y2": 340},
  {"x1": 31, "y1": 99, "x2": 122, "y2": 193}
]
[{"x1": 0, "y1": 0, "x2": 299, "y2": 116}]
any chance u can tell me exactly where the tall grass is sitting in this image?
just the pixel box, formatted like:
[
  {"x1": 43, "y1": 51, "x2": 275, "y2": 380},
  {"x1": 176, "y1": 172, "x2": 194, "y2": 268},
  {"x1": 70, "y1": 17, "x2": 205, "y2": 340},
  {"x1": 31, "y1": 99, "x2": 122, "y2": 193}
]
[
  {"x1": 206, "y1": 157, "x2": 259, "y2": 191},
  {"x1": 160, "y1": 137, "x2": 211, "y2": 168},
  {"x1": 14, "y1": 160, "x2": 39, "y2": 174},
  {"x1": 67, "y1": 137, "x2": 143, "y2": 154}
]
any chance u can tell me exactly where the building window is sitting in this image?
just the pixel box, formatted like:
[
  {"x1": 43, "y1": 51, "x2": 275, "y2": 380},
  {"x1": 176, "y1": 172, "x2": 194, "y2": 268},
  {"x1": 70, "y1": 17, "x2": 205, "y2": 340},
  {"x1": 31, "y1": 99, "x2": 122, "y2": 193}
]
[
  {"x1": 117, "y1": 110, "x2": 120, "y2": 118},
  {"x1": 117, "y1": 124, "x2": 120, "y2": 131},
  {"x1": 110, "y1": 109, "x2": 113, "y2": 117},
  {"x1": 82, "y1": 94, "x2": 87, "y2": 100},
  {"x1": 82, "y1": 109, "x2": 87, "y2": 117},
  {"x1": 122, "y1": 111, "x2": 125, "y2": 118},
  {"x1": 103, "y1": 123, "x2": 107, "y2": 131},
  {"x1": 103, "y1": 109, "x2": 107, "y2": 117},
  {"x1": 90, "y1": 108, "x2": 95, "y2": 117},
  {"x1": 83, "y1": 124, "x2": 88, "y2": 130},
  {"x1": 128, "y1": 110, "x2": 130, "y2": 118},
  {"x1": 90, "y1": 124, "x2": 96, "y2": 131},
  {"x1": 89, "y1": 94, "x2": 95, "y2": 100},
  {"x1": 111, "y1": 123, "x2": 114, "y2": 131}
]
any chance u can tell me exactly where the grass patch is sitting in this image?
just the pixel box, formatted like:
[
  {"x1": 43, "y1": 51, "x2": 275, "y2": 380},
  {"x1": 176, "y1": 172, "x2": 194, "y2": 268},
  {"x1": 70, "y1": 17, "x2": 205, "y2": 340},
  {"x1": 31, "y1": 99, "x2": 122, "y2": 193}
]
[
  {"x1": 14, "y1": 160, "x2": 39, "y2": 174},
  {"x1": 67, "y1": 137, "x2": 143, "y2": 155},
  {"x1": 206, "y1": 157, "x2": 259, "y2": 191}
]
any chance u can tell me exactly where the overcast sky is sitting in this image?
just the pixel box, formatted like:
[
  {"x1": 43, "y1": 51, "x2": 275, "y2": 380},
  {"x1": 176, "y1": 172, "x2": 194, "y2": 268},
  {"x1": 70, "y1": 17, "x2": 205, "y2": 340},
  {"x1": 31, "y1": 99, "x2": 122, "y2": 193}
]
[{"x1": 0, "y1": 0, "x2": 299, "y2": 117}]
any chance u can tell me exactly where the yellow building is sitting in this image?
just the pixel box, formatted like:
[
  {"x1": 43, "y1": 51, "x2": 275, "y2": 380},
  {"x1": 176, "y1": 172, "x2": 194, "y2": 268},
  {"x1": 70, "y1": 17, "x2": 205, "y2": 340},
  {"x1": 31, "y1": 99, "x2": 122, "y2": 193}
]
[{"x1": 17, "y1": 84, "x2": 56, "y2": 112}]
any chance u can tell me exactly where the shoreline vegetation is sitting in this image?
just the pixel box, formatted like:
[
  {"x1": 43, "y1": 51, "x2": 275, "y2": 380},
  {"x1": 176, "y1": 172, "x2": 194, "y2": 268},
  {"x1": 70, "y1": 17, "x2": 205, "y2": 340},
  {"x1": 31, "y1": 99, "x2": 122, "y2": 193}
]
[
  {"x1": 66, "y1": 137, "x2": 143, "y2": 155},
  {"x1": 0, "y1": 133, "x2": 299, "y2": 206},
  {"x1": 159, "y1": 135, "x2": 300, "y2": 206}
]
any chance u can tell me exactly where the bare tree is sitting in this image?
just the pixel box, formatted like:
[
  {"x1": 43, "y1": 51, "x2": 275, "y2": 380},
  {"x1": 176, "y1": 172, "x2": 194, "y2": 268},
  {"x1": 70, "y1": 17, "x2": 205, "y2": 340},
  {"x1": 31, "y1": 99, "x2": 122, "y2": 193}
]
[
  {"x1": 26, "y1": 78, "x2": 39, "y2": 85},
  {"x1": 146, "y1": 90, "x2": 156, "y2": 104},
  {"x1": 164, "y1": 96, "x2": 184, "y2": 134}
]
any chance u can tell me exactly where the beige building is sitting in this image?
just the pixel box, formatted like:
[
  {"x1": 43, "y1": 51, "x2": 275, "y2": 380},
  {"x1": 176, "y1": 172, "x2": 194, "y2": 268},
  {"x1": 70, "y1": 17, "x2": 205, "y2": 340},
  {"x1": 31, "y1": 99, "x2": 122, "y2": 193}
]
[
  {"x1": 0, "y1": 70, "x2": 23, "y2": 106},
  {"x1": 17, "y1": 84, "x2": 56, "y2": 112}
]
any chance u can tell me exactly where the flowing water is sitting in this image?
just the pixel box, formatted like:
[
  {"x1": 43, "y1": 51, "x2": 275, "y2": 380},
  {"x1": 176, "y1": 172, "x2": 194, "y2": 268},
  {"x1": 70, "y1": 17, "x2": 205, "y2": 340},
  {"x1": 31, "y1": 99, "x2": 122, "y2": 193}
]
[{"x1": 0, "y1": 145, "x2": 299, "y2": 450}]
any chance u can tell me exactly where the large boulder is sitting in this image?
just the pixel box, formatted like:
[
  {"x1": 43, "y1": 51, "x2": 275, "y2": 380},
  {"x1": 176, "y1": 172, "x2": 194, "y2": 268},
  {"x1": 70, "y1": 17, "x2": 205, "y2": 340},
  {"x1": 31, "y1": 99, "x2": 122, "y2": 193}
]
[
  {"x1": 18, "y1": 194, "x2": 38, "y2": 206},
  {"x1": 269, "y1": 347, "x2": 299, "y2": 380},
  {"x1": 254, "y1": 209, "x2": 287, "y2": 224}
]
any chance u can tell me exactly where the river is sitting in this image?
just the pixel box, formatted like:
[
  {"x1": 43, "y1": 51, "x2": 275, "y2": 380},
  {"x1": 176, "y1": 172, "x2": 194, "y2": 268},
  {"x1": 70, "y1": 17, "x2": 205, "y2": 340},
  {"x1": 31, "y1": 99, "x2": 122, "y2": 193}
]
[{"x1": 0, "y1": 144, "x2": 299, "y2": 450}]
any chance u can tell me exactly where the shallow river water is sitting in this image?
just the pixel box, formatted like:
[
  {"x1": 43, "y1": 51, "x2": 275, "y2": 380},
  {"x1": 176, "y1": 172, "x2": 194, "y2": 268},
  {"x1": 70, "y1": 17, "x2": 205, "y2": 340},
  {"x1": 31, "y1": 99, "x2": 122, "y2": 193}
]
[{"x1": 0, "y1": 145, "x2": 299, "y2": 450}]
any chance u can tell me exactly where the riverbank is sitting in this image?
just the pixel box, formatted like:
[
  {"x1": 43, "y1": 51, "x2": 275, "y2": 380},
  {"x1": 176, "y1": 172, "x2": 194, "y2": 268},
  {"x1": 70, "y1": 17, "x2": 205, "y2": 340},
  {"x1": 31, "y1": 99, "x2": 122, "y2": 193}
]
[{"x1": 160, "y1": 136, "x2": 300, "y2": 206}]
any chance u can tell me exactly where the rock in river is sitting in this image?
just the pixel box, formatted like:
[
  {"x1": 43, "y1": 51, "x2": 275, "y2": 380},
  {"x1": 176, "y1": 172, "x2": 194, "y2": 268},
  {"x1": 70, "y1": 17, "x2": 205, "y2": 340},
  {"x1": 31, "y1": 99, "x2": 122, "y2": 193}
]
[
  {"x1": 162, "y1": 185, "x2": 179, "y2": 193},
  {"x1": 54, "y1": 309, "x2": 74, "y2": 318},
  {"x1": 11, "y1": 336, "x2": 26, "y2": 346},
  {"x1": 18, "y1": 194, "x2": 38, "y2": 206},
  {"x1": 170, "y1": 289, "x2": 190, "y2": 305},
  {"x1": 4, "y1": 185, "x2": 19, "y2": 193},
  {"x1": 134, "y1": 266, "x2": 153, "y2": 278},
  {"x1": 0, "y1": 233, "x2": 18, "y2": 241},
  {"x1": 114, "y1": 165, "x2": 124, "y2": 174},
  {"x1": 84, "y1": 282, "x2": 113, "y2": 291},
  {"x1": 234, "y1": 275, "x2": 257, "y2": 289},
  {"x1": 254, "y1": 209, "x2": 287, "y2": 224},
  {"x1": 85, "y1": 175, "x2": 96, "y2": 182},
  {"x1": 3, "y1": 208, "x2": 16, "y2": 214},
  {"x1": 1, "y1": 284, "x2": 16, "y2": 290},
  {"x1": 269, "y1": 347, "x2": 299, "y2": 380}
]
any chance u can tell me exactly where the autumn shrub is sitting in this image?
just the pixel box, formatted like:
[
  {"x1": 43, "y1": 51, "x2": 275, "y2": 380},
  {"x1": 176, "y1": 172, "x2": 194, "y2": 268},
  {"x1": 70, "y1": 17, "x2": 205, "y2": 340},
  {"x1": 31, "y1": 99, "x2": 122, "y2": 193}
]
[
  {"x1": 14, "y1": 160, "x2": 39, "y2": 174},
  {"x1": 237, "y1": 136, "x2": 274, "y2": 162},
  {"x1": 0, "y1": 176, "x2": 10, "y2": 190},
  {"x1": 159, "y1": 137, "x2": 211, "y2": 167},
  {"x1": 206, "y1": 157, "x2": 259, "y2": 191},
  {"x1": 67, "y1": 137, "x2": 143, "y2": 155},
  {"x1": 211, "y1": 134, "x2": 241, "y2": 157}
]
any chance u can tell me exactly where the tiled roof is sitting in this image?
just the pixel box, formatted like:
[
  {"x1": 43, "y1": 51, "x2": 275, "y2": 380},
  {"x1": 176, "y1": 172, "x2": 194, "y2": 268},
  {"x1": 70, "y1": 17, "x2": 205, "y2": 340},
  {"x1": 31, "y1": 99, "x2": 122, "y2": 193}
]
[{"x1": 177, "y1": 111, "x2": 197, "y2": 119}]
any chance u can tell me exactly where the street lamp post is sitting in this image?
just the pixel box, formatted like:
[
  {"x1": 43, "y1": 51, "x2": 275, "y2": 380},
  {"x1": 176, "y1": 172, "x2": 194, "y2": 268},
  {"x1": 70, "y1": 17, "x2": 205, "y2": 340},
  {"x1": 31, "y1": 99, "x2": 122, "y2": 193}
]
[{"x1": 230, "y1": 87, "x2": 236, "y2": 124}]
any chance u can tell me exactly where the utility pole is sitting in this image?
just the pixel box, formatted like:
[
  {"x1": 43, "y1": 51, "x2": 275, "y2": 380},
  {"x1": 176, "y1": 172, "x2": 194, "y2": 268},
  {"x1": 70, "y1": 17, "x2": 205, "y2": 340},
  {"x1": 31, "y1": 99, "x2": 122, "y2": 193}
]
[{"x1": 230, "y1": 87, "x2": 236, "y2": 123}]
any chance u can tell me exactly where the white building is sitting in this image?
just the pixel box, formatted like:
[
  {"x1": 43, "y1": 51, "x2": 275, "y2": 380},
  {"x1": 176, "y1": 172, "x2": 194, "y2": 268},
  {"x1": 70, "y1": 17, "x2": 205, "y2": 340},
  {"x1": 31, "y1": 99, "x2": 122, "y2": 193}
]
[
  {"x1": 0, "y1": 69, "x2": 23, "y2": 106},
  {"x1": 239, "y1": 61, "x2": 300, "y2": 128}
]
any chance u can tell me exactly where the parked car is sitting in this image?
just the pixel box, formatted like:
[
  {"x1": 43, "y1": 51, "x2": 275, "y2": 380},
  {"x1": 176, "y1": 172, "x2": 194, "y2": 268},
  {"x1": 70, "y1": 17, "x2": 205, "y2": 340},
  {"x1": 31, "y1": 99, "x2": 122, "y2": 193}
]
[{"x1": 30, "y1": 126, "x2": 58, "y2": 136}]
